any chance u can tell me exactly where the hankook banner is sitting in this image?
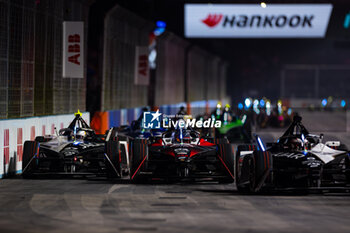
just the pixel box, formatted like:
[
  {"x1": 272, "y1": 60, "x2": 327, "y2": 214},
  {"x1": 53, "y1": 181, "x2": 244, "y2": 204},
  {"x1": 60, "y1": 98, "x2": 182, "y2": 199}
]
[
  {"x1": 63, "y1": 21, "x2": 84, "y2": 78},
  {"x1": 184, "y1": 4, "x2": 333, "y2": 38}
]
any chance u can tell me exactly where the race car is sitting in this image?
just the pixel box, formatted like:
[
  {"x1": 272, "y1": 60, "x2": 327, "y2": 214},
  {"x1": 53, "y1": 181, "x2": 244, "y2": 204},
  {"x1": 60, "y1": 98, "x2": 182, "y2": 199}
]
[
  {"x1": 22, "y1": 112, "x2": 119, "y2": 178},
  {"x1": 105, "y1": 120, "x2": 235, "y2": 182},
  {"x1": 235, "y1": 115, "x2": 350, "y2": 193}
]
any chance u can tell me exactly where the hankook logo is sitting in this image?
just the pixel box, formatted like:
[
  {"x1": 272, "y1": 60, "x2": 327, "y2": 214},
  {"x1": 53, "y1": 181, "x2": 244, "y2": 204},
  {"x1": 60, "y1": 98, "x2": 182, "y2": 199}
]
[
  {"x1": 201, "y1": 14, "x2": 223, "y2": 27},
  {"x1": 201, "y1": 14, "x2": 314, "y2": 28},
  {"x1": 185, "y1": 4, "x2": 333, "y2": 38}
]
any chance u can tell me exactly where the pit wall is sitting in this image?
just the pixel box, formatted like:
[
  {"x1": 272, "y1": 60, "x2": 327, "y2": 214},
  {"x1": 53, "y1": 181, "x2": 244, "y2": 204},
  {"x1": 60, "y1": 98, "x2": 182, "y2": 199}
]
[
  {"x1": 0, "y1": 112, "x2": 90, "y2": 178},
  {"x1": 91, "y1": 100, "x2": 223, "y2": 134}
]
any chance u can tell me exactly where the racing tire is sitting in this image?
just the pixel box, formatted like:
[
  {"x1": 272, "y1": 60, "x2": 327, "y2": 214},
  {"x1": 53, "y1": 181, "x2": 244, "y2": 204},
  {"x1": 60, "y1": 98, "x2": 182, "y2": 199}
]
[
  {"x1": 345, "y1": 153, "x2": 350, "y2": 185},
  {"x1": 216, "y1": 138, "x2": 235, "y2": 182},
  {"x1": 131, "y1": 138, "x2": 148, "y2": 182},
  {"x1": 246, "y1": 150, "x2": 272, "y2": 193},
  {"x1": 22, "y1": 141, "x2": 38, "y2": 178},
  {"x1": 236, "y1": 155, "x2": 257, "y2": 193},
  {"x1": 235, "y1": 145, "x2": 257, "y2": 193},
  {"x1": 105, "y1": 140, "x2": 120, "y2": 179}
]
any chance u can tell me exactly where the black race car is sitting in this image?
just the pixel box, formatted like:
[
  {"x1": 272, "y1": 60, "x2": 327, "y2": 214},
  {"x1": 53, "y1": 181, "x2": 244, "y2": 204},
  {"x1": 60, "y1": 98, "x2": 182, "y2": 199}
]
[
  {"x1": 105, "y1": 120, "x2": 235, "y2": 182},
  {"x1": 22, "y1": 112, "x2": 120, "y2": 178},
  {"x1": 235, "y1": 115, "x2": 350, "y2": 193}
]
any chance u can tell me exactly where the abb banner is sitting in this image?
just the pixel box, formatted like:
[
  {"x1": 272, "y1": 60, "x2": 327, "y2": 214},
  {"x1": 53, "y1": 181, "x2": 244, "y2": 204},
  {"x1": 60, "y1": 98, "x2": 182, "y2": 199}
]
[
  {"x1": 185, "y1": 4, "x2": 333, "y2": 38},
  {"x1": 63, "y1": 21, "x2": 84, "y2": 78},
  {"x1": 134, "y1": 46, "x2": 149, "y2": 85}
]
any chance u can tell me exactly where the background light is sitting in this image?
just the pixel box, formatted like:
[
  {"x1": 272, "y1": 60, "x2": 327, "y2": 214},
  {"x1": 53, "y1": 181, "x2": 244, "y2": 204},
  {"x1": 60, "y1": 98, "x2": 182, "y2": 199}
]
[
  {"x1": 277, "y1": 100, "x2": 282, "y2": 107},
  {"x1": 259, "y1": 99, "x2": 265, "y2": 107},
  {"x1": 156, "y1": 20, "x2": 166, "y2": 28},
  {"x1": 154, "y1": 27, "x2": 165, "y2": 36},
  {"x1": 321, "y1": 98, "x2": 327, "y2": 107},
  {"x1": 148, "y1": 49, "x2": 157, "y2": 69},
  {"x1": 341, "y1": 100, "x2": 346, "y2": 108},
  {"x1": 244, "y1": 98, "x2": 252, "y2": 108},
  {"x1": 266, "y1": 101, "x2": 271, "y2": 115},
  {"x1": 260, "y1": 2, "x2": 267, "y2": 8},
  {"x1": 154, "y1": 20, "x2": 167, "y2": 36},
  {"x1": 344, "y1": 12, "x2": 350, "y2": 29}
]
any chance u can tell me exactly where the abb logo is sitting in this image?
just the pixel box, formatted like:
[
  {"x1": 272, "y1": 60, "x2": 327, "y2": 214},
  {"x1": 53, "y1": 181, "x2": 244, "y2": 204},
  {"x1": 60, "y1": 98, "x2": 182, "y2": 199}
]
[
  {"x1": 134, "y1": 46, "x2": 149, "y2": 85},
  {"x1": 4, "y1": 129, "x2": 9, "y2": 165},
  {"x1": 201, "y1": 14, "x2": 223, "y2": 27},
  {"x1": 138, "y1": 55, "x2": 148, "y2": 76},
  {"x1": 17, "y1": 128, "x2": 23, "y2": 162},
  {"x1": 63, "y1": 22, "x2": 84, "y2": 78},
  {"x1": 68, "y1": 34, "x2": 81, "y2": 65}
]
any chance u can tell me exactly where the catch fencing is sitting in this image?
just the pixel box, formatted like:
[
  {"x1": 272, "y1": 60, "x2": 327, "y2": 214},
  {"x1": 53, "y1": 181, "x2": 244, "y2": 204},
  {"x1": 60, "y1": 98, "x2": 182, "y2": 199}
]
[
  {"x1": 102, "y1": 6, "x2": 153, "y2": 110},
  {"x1": 102, "y1": 7, "x2": 228, "y2": 110},
  {"x1": 155, "y1": 32, "x2": 228, "y2": 106},
  {"x1": 0, "y1": 0, "x2": 88, "y2": 119}
]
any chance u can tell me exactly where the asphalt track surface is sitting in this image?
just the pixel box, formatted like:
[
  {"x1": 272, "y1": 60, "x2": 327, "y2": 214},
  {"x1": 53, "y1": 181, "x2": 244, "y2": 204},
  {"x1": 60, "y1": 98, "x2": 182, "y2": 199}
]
[{"x1": 0, "y1": 177, "x2": 350, "y2": 233}]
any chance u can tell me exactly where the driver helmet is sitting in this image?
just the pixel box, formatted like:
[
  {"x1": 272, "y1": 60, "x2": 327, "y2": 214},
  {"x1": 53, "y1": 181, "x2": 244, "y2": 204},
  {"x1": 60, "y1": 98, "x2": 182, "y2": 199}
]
[
  {"x1": 75, "y1": 130, "x2": 86, "y2": 140},
  {"x1": 287, "y1": 138, "x2": 303, "y2": 150},
  {"x1": 174, "y1": 129, "x2": 191, "y2": 143}
]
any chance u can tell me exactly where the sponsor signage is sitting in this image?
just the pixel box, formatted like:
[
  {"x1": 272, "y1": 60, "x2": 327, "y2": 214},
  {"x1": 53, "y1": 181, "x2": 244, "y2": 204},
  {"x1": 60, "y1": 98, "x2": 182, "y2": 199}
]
[
  {"x1": 184, "y1": 4, "x2": 333, "y2": 38},
  {"x1": 134, "y1": 46, "x2": 150, "y2": 85},
  {"x1": 63, "y1": 21, "x2": 84, "y2": 78}
]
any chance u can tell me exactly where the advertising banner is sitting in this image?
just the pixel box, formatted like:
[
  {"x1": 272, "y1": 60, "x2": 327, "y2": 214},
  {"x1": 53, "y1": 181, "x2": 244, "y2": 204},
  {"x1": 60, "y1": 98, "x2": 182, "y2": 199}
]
[
  {"x1": 134, "y1": 46, "x2": 150, "y2": 85},
  {"x1": 63, "y1": 21, "x2": 84, "y2": 78},
  {"x1": 185, "y1": 4, "x2": 333, "y2": 38}
]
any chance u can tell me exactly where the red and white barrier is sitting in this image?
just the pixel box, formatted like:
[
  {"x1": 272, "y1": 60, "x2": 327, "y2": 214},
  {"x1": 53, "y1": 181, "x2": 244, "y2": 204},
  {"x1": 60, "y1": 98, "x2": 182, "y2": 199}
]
[{"x1": 0, "y1": 112, "x2": 89, "y2": 178}]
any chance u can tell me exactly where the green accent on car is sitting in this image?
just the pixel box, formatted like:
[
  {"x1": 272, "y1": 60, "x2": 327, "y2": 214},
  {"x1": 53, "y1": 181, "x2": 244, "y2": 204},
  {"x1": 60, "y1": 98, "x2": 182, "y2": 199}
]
[{"x1": 218, "y1": 119, "x2": 243, "y2": 134}]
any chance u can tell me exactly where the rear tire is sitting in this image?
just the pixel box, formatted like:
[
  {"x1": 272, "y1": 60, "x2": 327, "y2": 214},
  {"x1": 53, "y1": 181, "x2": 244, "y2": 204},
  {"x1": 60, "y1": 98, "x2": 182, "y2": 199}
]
[
  {"x1": 131, "y1": 138, "x2": 148, "y2": 181},
  {"x1": 236, "y1": 156, "x2": 256, "y2": 193},
  {"x1": 105, "y1": 140, "x2": 120, "y2": 179},
  {"x1": 235, "y1": 145, "x2": 257, "y2": 193},
  {"x1": 216, "y1": 138, "x2": 235, "y2": 182}
]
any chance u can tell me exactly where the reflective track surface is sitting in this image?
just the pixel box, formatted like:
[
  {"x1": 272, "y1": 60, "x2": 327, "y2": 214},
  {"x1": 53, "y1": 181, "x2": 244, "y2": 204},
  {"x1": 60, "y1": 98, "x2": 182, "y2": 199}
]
[{"x1": 0, "y1": 178, "x2": 349, "y2": 233}]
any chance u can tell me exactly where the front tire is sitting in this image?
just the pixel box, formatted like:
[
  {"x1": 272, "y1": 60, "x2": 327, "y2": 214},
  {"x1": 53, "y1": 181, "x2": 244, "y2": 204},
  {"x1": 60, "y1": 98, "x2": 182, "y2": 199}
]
[
  {"x1": 22, "y1": 141, "x2": 37, "y2": 178},
  {"x1": 236, "y1": 155, "x2": 256, "y2": 193}
]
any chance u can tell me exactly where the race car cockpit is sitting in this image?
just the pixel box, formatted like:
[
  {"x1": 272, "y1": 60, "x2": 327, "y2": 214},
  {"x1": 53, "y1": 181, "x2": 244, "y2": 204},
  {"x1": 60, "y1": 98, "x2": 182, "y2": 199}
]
[
  {"x1": 276, "y1": 115, "x2": 321, "y2": 151},
  {"x1": 58, "y1": 111, "x2": 99, "y2": 141},
  {"x1": 161, "y1": 119, "x2": 200, "y2": 145}
]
